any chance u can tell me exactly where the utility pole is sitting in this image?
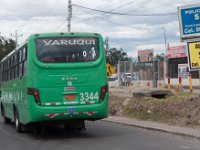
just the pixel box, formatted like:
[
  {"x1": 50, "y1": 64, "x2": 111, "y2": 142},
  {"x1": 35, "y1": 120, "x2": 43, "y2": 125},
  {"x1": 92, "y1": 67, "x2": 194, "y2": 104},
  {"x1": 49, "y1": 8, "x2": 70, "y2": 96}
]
[
  {"x1": 104, "y1": 37, "x2": 109, "y2": 52},
  {"x1": 10, "y1": 30, "x2": 23, "y2": 47},
  {"x1": 67, "y1": 0, "x2": 72, "y2": 32},
  {"x1": 161, "y1": 27, "x2": 168, "y2": 81},
  {"x1": 162, "y1": 27, "x2": 167, "y2": 54}
]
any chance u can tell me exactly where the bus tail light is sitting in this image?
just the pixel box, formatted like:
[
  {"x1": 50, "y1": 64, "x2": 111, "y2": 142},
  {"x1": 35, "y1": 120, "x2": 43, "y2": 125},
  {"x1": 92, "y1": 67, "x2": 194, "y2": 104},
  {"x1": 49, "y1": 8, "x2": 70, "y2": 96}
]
[
  {"x1": 100, "y1": 85, "x2": 108, "y2": 102},
  {"x1": 28, "y1": 88, "x2": 41, "y2": 106}
]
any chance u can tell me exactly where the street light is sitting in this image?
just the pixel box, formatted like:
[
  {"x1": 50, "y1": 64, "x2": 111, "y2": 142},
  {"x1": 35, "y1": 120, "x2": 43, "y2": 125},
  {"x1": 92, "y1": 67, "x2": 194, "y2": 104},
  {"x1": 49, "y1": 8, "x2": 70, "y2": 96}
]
[
  {"x1": 160, "y1": 27, "x2": 167, "y2": 55},
  {"x1": 160, "y1": 27, "x2": 168, "y2": 81}
]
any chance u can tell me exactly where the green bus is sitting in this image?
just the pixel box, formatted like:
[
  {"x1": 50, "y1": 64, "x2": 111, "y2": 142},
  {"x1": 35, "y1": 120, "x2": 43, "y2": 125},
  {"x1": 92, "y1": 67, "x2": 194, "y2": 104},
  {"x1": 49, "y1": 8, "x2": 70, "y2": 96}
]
[{"x1": 0, "y1": 32, "x2": 108, "y2": 132}]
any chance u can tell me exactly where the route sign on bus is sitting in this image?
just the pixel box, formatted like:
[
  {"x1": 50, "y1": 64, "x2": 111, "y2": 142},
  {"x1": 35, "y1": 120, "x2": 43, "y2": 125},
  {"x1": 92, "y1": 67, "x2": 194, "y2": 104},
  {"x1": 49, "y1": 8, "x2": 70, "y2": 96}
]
[
  {"x1": 187, "y1": 41, "x2": 200, "y2": 71},
  {"x1": 178, "y1": 4, "x2": 200, "y2": 41}
]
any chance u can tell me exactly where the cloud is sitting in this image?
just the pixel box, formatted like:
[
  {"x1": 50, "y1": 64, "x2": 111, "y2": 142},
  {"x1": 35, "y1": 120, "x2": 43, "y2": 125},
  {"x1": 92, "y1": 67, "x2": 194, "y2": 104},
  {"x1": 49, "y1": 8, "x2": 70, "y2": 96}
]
[{"x1": 0, "y1": 0, "x2": 199, "y2": 58}]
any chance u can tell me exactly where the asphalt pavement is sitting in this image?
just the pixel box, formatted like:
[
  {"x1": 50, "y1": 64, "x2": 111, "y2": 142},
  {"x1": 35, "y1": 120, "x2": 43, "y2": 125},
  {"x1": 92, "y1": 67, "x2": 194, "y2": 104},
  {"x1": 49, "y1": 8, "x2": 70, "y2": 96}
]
[
  {"x1": 104, "y1": 116, "x2": 200, "y2": 139},
  {"x1": 0, "y1": 119, "x2": 200, "y2": 150}
]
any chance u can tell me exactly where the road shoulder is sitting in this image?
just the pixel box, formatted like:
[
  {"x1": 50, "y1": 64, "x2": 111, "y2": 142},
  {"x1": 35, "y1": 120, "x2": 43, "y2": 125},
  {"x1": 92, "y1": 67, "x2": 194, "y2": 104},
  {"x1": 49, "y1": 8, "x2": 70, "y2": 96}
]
[{"x1": 103, "y1": 116, "x2": 200, "y2": 139}]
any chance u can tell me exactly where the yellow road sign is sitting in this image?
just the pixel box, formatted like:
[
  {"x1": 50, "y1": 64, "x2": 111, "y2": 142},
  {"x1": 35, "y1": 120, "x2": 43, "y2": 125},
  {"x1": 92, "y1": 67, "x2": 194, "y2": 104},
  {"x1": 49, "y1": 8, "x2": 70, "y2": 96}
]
[
  {"x1": 106, "y1": 63, "x2": 115, "y2": 78},
  {"x1": 187, "y1": 41, "x2": 200, "y2": 71}
]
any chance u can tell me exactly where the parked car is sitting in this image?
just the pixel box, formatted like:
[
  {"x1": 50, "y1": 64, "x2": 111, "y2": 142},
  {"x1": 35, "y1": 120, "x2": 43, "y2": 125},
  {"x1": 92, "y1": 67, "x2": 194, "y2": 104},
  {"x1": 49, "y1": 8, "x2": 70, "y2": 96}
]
[
  {"x1": 121, "y1": 73, "x2": 131, "y2": 86},
  {"x1": 109, "y1": 73, "x2": 117, "y2": 81}
]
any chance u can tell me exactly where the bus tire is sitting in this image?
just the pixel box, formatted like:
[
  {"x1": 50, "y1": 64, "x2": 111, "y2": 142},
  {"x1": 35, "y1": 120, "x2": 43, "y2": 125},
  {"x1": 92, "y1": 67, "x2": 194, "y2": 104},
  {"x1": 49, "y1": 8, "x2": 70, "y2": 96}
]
[
  {"x1": 77, "y1": 120, "x2": 86, "y2": 131},
  {"x1": 1, "y1": 104, "x2": 11, "y2": 124},
  {"x1": 14, "y1": 108, "x2": 22, "y2": 133}
]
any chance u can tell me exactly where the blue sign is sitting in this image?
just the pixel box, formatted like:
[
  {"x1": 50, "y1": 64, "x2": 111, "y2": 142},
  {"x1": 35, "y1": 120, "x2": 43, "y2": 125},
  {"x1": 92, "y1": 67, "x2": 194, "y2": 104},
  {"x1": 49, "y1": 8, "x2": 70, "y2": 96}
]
[
  {"x1": 68, "y1": 107, "x2": 75, "y2": 115},
  {"x1": 178, "y1": 4, "x2": 200, "y2": 40}
]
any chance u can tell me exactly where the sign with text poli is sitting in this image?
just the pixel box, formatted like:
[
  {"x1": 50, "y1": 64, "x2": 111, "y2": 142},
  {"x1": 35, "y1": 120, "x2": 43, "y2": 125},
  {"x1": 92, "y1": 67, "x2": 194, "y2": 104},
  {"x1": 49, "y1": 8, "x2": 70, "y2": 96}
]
[
  {"x1": 187, "y1": 41, "x2": 200, "y2": 71},
  {"x1": 178, "y1": 4, "x2": 200, "y2": 41}
]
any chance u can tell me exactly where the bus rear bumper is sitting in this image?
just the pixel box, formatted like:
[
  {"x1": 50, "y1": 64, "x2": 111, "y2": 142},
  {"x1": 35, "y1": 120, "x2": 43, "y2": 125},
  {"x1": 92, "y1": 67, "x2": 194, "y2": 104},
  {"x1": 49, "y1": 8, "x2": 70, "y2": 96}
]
[{"x1": 28, "y1": 96, "x2": 108, "y2": 123}]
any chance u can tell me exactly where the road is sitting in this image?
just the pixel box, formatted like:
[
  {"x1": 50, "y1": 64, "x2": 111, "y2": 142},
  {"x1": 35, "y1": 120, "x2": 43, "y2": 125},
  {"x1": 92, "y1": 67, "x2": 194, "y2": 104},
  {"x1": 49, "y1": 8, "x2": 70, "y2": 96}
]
[{"x1": 0, "y1": 119, "x2": 199, "y2": 150}]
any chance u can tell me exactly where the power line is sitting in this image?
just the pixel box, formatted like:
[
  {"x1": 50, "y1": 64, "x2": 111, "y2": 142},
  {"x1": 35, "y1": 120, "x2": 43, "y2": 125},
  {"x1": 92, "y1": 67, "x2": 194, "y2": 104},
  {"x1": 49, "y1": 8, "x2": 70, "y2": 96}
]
[
  {"x1": 75, "y1": 13, "x2": 173, "y2": 35},
  {"x1": 56, "y1": 21, "x2": 66, "y2": 32},
  {"x1": 125, "y1": 0, "x2": 176, "y2": 14},
  {"x1": 10, "y1": 30, "x2": 23, "y2": 47},
  {"x1": 88, "y1": 16, "x2": 127, "y2": 27},
  {"x1": 18, "y1": 0, "x2": 63, "y2": 33},
  {"x1": 17, "y1": 0, "x2": 51, "y2": 29},
  {"x1": 73, "y1": 4, "x2": 178, "y2": 16},
  {"x1": 75, "y1": 0, "x2": 139, "y2": 23},
  {"x1": 74, "y1": 0, "x2": 117, "y2": 16}
]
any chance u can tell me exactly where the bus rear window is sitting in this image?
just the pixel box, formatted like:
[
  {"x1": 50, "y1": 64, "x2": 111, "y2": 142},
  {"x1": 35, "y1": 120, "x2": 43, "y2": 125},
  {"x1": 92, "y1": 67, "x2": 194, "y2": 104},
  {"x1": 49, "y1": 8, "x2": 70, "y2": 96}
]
[{"x1": 36, "y1": 38, "x2": 99, "y2": 63}]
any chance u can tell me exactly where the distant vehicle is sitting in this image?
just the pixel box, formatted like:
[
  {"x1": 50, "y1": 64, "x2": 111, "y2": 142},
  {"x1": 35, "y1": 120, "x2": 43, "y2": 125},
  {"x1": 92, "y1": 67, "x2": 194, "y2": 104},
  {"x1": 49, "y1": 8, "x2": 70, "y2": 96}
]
[
  {"x1": 122, "y1": 73, "x2": 131, "y2": 78},
  {"x1": 121, "y1": 73, "x2": 131, "y2": 86},
  {"x1": 132, "y1": 73, "x2": 138, "y2": 80},
  {"x1": 120, "y1": 72, "x2": 138, "y2": 86},
  {"x1": 0, "y1": 32, "x2": 109, "y2": 132},
  {"x1": 109, "y1": 73, "x2": 117, "y2": 81}
]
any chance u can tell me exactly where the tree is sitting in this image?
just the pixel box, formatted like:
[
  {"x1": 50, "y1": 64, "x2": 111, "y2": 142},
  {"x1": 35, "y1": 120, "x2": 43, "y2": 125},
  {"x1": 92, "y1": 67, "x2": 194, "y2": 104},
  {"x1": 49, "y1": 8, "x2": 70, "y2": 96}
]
[
  {"x1": 0, "y1": 36, "x2": 16, "y2": 61},
  {"x1": 155, "y1": 53, "x2": 165, "y2": 61},
  {"x1": 105, "y1": 47, "x2": 128, "y2": 65}
]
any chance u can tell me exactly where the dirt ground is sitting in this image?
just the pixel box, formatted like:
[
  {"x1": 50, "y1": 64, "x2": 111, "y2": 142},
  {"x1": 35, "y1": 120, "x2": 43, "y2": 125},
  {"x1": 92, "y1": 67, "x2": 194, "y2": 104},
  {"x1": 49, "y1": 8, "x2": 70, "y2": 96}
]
[{"x1": 109, "y1": 87, "x2": 200, "y2": 128}]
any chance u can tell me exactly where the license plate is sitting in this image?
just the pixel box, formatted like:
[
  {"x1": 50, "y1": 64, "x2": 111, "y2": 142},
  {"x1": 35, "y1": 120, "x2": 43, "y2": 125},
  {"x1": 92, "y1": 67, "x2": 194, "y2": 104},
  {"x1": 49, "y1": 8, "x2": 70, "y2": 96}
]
[
  {"x1": 65, "y1": 95, "x2": 76, "y2": 101},
  {"x1": 68, "y1": 107, "x2": 75, "y2": 114}
]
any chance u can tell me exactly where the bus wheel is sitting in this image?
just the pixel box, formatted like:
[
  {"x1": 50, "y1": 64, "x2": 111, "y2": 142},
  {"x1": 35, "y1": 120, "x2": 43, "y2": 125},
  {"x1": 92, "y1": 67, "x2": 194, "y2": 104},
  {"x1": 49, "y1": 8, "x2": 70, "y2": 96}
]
[
  {"x1": 14, "y1": 109, "x2": 22, "y2": 133},
  {"x1": 77, "y1": 120, "x2": 86, "y2": 131},
  {"x1": 1, "y1": 105, "x2": 11, "y2": 124}
]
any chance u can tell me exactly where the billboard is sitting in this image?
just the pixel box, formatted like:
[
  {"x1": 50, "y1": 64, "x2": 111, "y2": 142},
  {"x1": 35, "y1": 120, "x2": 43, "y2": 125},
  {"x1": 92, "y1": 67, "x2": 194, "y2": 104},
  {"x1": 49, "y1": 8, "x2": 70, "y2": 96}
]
[
  {"x1": 138, "y1": 49, "x2": 153, "y2": 63},
  {"x1": 167, "y1": 43, "x2": 187, "y2": 59},
  {"x1": 178, "y1": 4, "x2": 200, "y2": 41},
  {"x1": 178, "y1": 64, "x2": 189, "y2": 78},
  {"x1": 187, "y1": 40, "x2": 200, "y2": 71}
]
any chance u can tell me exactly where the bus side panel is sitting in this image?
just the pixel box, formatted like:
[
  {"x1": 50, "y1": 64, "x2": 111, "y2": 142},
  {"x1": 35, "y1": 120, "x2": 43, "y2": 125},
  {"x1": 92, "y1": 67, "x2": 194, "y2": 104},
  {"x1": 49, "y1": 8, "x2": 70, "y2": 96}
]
[
  {"x1": 16, "y1": 78, "x2": 31, "y2": 124},
  {"x1": 1, "y1": 82, "x2": 14, "y2": 120},
  {"x1": 0, "y1": 78, "x2": 29, "y2": 124}
]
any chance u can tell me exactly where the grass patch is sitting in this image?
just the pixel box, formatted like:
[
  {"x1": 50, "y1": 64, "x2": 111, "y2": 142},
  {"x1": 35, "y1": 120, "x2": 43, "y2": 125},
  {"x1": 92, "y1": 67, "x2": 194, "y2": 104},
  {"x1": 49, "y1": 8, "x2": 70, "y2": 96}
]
[{"x1": 109, "y1": 92, "x2": 200, "y2": 127}]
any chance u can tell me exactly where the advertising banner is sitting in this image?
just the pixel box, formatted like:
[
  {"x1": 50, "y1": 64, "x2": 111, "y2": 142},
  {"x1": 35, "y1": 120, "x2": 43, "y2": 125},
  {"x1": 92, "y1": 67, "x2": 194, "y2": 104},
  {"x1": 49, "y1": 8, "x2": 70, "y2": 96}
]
[
  {"x1": 178, "y1": 64, "x2": 189, "y2": 78},
  {"x1": 138, "y1": 49, "x2": 153, "y2": 63},
  {"x1": 167, "y1": 44, "x2": 187, "y2": 59},
  {"x1": 187, "y1": 41, "x2": 200, "y2": 71}
]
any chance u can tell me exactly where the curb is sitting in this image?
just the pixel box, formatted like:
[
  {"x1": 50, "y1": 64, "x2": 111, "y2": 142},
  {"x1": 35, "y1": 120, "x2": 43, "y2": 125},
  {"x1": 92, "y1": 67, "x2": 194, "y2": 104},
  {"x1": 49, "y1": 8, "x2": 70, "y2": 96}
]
[{"x1": 103, "y1": 116, "x2": 200, "y2": 139}]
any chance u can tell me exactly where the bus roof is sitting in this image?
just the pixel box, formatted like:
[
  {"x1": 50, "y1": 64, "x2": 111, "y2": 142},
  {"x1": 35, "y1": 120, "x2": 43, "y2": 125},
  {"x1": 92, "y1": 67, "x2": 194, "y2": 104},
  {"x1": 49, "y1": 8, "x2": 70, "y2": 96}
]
[
  {"x1": 29, "y1": 32, "x2": 101, "y2": 38},
  {"x1": 1, "y1": 32, "x2": 102, "y2": 63}
]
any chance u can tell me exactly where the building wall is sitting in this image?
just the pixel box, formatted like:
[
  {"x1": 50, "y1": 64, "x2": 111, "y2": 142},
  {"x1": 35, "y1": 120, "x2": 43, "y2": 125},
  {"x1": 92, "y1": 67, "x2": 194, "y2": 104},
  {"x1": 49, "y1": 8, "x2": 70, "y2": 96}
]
[{"x1": 168, "y1": 57, "x2": 199, "y2": 79}]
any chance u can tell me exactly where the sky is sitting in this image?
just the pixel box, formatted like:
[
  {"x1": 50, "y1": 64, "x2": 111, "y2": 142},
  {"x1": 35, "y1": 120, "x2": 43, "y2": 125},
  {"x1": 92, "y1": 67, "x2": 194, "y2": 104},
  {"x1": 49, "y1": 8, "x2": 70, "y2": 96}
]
[{"x1": 0, "y1": 0, "x2": 200, "y2": 58}]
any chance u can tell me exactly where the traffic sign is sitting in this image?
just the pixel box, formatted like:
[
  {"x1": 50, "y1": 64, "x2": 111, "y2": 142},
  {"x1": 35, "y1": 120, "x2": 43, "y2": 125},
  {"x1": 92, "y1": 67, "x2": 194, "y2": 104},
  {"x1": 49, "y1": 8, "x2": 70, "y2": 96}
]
[
  {"x1": 106, "y1": 63, "x2": 115, "y2": 78},
  {"x1": 187, "y1": 41, "x2": 200, "y2": 71},
  {"x1": 178, "y1": 4, "x2": 200, "y2": 41}
]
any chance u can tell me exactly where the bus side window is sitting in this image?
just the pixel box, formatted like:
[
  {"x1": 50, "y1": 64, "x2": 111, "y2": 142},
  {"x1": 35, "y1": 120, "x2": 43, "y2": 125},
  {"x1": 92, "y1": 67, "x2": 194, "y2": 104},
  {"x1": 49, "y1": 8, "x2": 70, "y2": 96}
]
[
  {"x1": 8, "y1": 58, "x2": 11, "y2": 80},
  {"x1": 19, "y1": 49, "x2": 23, "y2": 78},
  {"x1": 22, "y1": 46, "x2": 27, "y2": 77},
  {"x1": 0, "y1": 64, "x2": 1, "y2": 83},
  {"x1": 11, "y1": 55, "x2": 15, "y2": 79},
  {"x1": 19, "y1": 63, "x2": 23, "y2": 78}
]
